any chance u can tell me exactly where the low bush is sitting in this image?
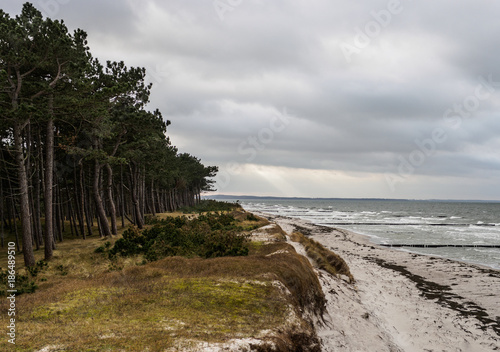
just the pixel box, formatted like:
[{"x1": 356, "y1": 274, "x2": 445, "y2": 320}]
[
  {"x1": 246, "y1": 213, "x2": 260, "y2": 221},
  {"x1": 108, "y1": 212, "x2": 249, "y2": 262},
  {"x1": 0, "y1": 260, "x2": 47, "y2": 296},
  {"x1": 180, "y1": 199, "x2": 241, "y2": 214}
]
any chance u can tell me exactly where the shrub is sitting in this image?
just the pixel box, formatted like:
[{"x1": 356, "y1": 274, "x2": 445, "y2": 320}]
[
  {"x1": 108, "y1": 213, "x2": 249, "y2": 262},
  {"x1": 145, "y1": 215, "x2": 189, "y2": 227},
  {"x1": 27, "y1": 260, "x2": 48, "y2": 277},
  {"x1": 180, "y1": 200, "x2": 241, "y2": 214},
  {"x1": 94, "y1": 241, "x2": 112, "y2": 254},
  {"x1": 109, "y1": 226, "x2": 147, "y2": 257},
  {"x1": 246, "y1": 213, "x2": 260, "y2": 222},
  {"x1": 203, "y1": 230, "x2": 249, "y2": 258},
  {"x1": 0, "y1": 259, "x2": 47, "y2": 296},
  {"x1": 197, "y1": 212, "x2": 237, "y2": 231}
]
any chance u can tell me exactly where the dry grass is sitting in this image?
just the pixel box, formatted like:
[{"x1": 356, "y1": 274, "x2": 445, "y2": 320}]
[
  {"x1": 11, "y1": 275, "x2": 287, "y2": 351},
  {"x1": 263, "y1": 224, "x2": 288, "y2": 242},
  {"x1": 291, "y1": 232, "x2": 354, "y2": 283},
  {"x1": 0, "y1": 213, "x2": 325, "y2": 351},
  {"x1": 232, "y1": 209, "x2": 270, "y2": 231}
]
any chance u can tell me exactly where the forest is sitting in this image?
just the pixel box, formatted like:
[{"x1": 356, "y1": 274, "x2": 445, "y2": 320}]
[{"x1": 0, "y1": 3, "x2": 218, "y2": 267}]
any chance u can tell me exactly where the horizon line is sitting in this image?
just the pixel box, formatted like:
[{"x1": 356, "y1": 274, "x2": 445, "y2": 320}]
[{"x1": 202, "y1": 194, "x2": 500, "y2": 203}]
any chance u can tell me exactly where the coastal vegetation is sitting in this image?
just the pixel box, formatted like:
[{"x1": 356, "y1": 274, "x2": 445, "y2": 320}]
[
  {"x1": 106, "y1": 212, "x2": 251, "y2": 261},
  {"x1": 291, "y1": 231, "x2": 354, "y2": 283},
  {"x1": 0, "y1": 206, "x2": 326, "y2": 351},
  {"x1": 0, "y1": 3, "x2": 217, "y2": 267}
]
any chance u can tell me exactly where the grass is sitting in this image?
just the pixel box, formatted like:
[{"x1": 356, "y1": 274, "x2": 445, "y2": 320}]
[
  {"x1": 0, "y1": 208, "x2": 325, "y2": 351},
  {"x1": 291, "y1": 231, "x2": 354, "y2": 283},
  {"x1": 20, "y1": 276, "x2": 287, "y2": 351}
]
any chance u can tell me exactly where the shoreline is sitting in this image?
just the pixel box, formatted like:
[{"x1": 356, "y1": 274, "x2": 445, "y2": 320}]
[{"x1": 252, "y1": 210, "x2": 500, "y2": 352}]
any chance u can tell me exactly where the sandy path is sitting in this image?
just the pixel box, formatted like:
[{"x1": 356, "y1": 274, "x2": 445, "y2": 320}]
[{"x1": 256, "y1": 212, "x2": 500, "y2": 352}]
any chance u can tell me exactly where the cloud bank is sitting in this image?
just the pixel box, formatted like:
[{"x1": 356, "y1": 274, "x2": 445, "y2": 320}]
[{"x1": 6, "y1": 0, "x2": 500, "y2": 199}]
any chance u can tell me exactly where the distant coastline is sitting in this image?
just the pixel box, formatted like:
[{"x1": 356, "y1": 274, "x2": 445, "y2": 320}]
[{"x1": 205, "y1": 194, "x2": 500, "y2": 203}]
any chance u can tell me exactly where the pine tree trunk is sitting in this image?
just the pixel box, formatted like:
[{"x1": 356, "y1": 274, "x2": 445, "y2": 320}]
[
  {"x1": 54, "y1": 183, "x2": 63, "y2": 242},
  {"x1": 84, "y1": 185, "x2": 93, "y2": 238},
  {"x1": 74, "y1": 166, "x2": 85, "y2": 239},
  {"x1": 13, "y1": 121, "x2": 36, "y2": 267},
  {"x1": 10, "y1": 197, "x2": 20, "y2": 252},
  {"x1": 65, "y1": 182, "x2": 78, "y2": 237},
  {"x1": 25, "y1": 122, "x2": 40, "y2": 250},
  {"x1": 34, "y1": 137, "x2": 43, "y2": 247},
  {"x1": 105, "y1": 163, "x2": 117, "y2": 236},
  {"x1": 141, "y1": 167, "x2": 146, "y2": 218},
  {"x1": 120, "y1": 165, "x2": 126, "y2": 228},
  {"x1": 129, "y1": 164, "x2": 144, "y2": 228},
  {"x1": 58, "y1": 181, "x2": 65, "y2": 236},
  {"x1": 150, "y1": 180, "x2": 156, "y2": 216},
  {"x1": 44, "y1": 114, "x2": 55, "y2": 260},
  {"x1": 93, "y1": 160, "x2": 112, "y2": 237}
]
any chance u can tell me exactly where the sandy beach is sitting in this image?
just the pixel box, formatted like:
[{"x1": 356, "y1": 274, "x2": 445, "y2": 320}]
[{"x1": 254, "y1": 211, "x2": 500, "y2": 352}]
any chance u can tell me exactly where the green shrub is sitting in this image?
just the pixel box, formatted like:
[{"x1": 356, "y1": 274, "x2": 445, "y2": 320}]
[
  {"x1": 55, "y1": 264, "x2": 68, "y2": 276},
  {"x1": 109, "y1": 227, "x2": 148, "y2": 257},
  {"x1": 94, "y1": 241, "x2": 112, "y2": 254},
  {"x1": 27, "y1": 260, "x2": 48, "y2": 277},
  {"x1": 203, "y1": 230, "x2": 249, "y2": 258},
  {"x1": 180, "y1": 200, "x2": 241, "y2": 214},
  {"x1": 108, "y1": 213, "x2": 249, "y2": 262},
  {"x1": 0, "y1": 263, "x2": 44, "y2": 296},
  {"x1": 246, "y1": 213, "x2": 260, "y2": 221}
]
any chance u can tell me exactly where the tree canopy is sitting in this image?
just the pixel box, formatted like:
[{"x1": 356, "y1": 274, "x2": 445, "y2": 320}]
[{"x1": 0, "y1": 3, "x2": 218, "y2": 266}]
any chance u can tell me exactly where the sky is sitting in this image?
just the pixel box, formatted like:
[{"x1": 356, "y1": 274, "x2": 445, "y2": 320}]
[{"x1": 4, "y1": 0, "x2": 500, "y2": 200}]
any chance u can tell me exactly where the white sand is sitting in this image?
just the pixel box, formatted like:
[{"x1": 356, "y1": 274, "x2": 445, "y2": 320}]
[{"x1": 255, "y1": 212, "x2": 500, "y2": 352}]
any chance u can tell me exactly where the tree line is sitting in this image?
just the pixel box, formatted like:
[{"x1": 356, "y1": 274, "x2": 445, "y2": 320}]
[{"x1": 0, "y1": 3, "x2": 218, "y2": 267}]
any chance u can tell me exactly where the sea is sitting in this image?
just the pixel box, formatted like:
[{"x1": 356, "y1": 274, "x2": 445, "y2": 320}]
[{"x1": 222, "y1": 197, "x2": 500, "y2": 270}]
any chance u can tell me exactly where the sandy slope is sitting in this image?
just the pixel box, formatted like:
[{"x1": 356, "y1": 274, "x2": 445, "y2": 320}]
[{"x1": 256, "y1": 212, "x2": 500, "y2": 352}]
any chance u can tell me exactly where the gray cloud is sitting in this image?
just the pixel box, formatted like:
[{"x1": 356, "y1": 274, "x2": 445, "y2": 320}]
[{"x1": 5, "y1": 0, "x2": 500, "y2": 198}]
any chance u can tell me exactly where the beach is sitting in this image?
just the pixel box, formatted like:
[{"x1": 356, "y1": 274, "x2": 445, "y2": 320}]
[{"x1": 254, "y1": 211, "x2": 500, "y2": 352}]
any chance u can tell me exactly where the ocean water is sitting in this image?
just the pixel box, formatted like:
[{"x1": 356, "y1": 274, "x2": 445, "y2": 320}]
[{"x1": 230, "y1": 198, "x2": 500, "y2": 270}]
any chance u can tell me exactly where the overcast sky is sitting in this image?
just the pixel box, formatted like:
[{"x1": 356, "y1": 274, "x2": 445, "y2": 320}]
[{"x1": 5, "y1": 0, "x2": 500, "y2": 199}]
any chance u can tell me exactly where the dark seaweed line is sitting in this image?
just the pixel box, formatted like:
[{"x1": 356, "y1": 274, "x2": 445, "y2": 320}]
[
  {"x1": 371, "y1": 257, "x2": 500, "y2": 336},
  {"x1": 381, "y1": 244, "x2": 500, "y2": 248},
  {"x1": 323, "y1": 222, "x2": 498, "y2": 227}
]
